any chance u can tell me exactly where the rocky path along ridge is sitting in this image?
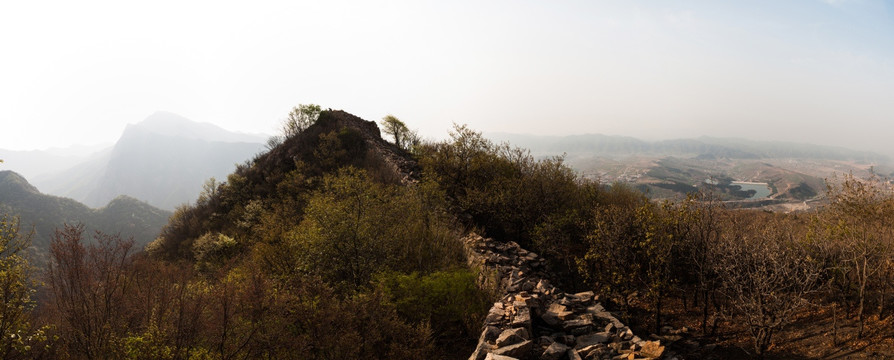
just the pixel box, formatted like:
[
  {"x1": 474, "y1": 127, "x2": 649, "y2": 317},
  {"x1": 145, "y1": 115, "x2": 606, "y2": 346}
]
[{"x1": 463, "y1": 234, "x2": 674, "y2": 360}]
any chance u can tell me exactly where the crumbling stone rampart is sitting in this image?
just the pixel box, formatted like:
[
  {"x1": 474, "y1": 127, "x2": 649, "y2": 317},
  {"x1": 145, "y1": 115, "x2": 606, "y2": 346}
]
[{"x1": 463, "y1": 234, "x2": 671, "y2": 360}]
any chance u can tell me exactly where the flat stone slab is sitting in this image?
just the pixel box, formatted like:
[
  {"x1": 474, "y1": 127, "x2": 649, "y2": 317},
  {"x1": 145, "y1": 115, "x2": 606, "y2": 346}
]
[
  {"x1": 573, "y1": 291, "x2": 595, "y2": 302},
  {"x1": 492, "y1": 340, "x2": 533, "y2": 358},
  {"x1": 575, "y1": 332, "x2": 611, "y2": 349},
  {"x1": 547, "y1": 303, "x2": 574, "y2": 320},
  {"x1": 541, "y1": 341, "x2": 569, "y2": 360},
  {"x1": 562, "y1": 318, "x2": 594, "y2": 331},
  {"x1": 485, "y1": 354, "x2": 519, "y2": 360},
  {"x1": 639, "y1": 340, "x2": 665, "y2": 358},
  {"x1": 495, "y1": 327, "x2": 530, "y2": 347},
  {"x1": 510, "y1": 307, "x2": 531, "y2": 328}
]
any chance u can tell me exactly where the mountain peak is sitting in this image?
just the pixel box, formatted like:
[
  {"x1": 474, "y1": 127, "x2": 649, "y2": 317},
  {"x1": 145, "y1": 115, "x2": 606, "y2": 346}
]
[
  {"x1": 127, "y1": 111, "x2": 267, "y2": 144},
  {"x1": 0, "y1": 170, "x2": 40, "y2": 195},
  {"x1": 138, "y1": 111, "x2": 194, "y2": 128}
]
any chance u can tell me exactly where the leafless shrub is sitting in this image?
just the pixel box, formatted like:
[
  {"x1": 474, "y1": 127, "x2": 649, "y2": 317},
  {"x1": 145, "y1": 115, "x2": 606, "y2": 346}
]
[{"x1": 716, "y1": 213, "x2": 821, "y2": 358}]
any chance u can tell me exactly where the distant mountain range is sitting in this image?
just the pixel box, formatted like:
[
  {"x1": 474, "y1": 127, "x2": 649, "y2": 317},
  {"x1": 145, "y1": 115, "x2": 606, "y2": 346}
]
[
  {"x1": 0, "y1": 111, "x2": 263, "y2": 257},
  {"x1": 487, "y1": 133, "x2": 890, "y2": 163},
  {"x1": 0, "y1": 143, "x2": 109, "y2": 181},
  {"x1": 22, "y1": 112, "x2": 268, "y2": 210},
  {"x1": 5, "y1": 119, "x2": 887, "y2": 213},
  {"x1": 0, "y1": 170, "x2": 170, "y2": 255}
]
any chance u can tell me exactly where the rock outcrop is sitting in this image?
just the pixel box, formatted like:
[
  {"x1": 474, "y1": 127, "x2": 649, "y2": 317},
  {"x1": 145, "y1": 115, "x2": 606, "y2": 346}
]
[
  {"x1": 322, "y1": 110, "x2": 421, "y2": 184},
  {"x1": 463, "y1": 234, "x2": 672, "y2": 360}
]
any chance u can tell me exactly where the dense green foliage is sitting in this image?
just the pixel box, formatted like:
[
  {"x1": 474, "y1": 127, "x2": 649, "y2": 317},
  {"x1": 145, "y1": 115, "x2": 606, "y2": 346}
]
[
  {"x1": 417, "y1": 125, "x2": 603, "y2": 282},
  {"x1": 380, "y1": 115, "x2": 419, "y2": 151},
  {"x1": 376, "y1": 269, "x2": 490, "y2": 348},
  {"x1": 284, "y1": 104, "x2": 322, "y2": 137},
  {"x1": 285, "y1": 168, "x2": 461, "y2": 290}
]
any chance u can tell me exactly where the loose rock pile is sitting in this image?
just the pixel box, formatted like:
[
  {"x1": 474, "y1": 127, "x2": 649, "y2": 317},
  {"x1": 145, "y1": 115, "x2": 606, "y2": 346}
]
[{"x1": 464, "y1": 234, "x2": 672, "y2": 360}]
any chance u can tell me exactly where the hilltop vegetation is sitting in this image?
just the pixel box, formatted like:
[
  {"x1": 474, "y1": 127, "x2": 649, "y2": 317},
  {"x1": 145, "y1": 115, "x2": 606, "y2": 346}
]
[{"x1": 1, "y1": 109, "x2": 893, "y2": 359}]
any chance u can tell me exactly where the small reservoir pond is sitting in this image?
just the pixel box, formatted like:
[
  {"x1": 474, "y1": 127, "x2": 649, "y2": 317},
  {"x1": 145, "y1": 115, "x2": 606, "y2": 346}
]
[{"x1": 731, "y1": 181, "x2": 772, "y2": 199}]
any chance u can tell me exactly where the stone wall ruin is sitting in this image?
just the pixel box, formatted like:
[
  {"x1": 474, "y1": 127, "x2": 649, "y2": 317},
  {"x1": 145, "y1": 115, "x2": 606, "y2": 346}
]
[{"x1": 463, "y1": 234, "x2": 672, "y2": 360}]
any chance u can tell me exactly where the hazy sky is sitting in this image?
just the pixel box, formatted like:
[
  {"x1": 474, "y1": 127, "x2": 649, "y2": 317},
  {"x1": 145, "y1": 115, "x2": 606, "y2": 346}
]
[{"x1": 1, "y1": 1, "x2": 893, "y2": 154}]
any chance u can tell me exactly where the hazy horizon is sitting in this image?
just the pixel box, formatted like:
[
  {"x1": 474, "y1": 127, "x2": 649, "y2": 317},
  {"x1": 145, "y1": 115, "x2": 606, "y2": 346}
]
[
  {"x1": 6, "y1": 109, "x2": 892, "y2": 157},
  {"x1": 2, "y1": 1, "x2": 893, "y2": 155}
]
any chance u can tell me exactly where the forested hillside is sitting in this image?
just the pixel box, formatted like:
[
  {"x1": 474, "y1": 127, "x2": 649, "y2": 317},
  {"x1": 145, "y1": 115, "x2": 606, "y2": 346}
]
[
  {"x1": 0, "y1": 109, "x2": 490, "y2": 359},
  {"x1": 0, "y1": 170, "x2": 169, "y2": 251},
  {"x1": 1, "y1": 108, "x2": 893, "y2": 359}
]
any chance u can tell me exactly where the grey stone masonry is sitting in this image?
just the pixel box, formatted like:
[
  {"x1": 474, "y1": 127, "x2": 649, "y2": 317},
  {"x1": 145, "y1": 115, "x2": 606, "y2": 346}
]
[{"x1": 463, "y1": 233, "x2": 672, "y2": 360}]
